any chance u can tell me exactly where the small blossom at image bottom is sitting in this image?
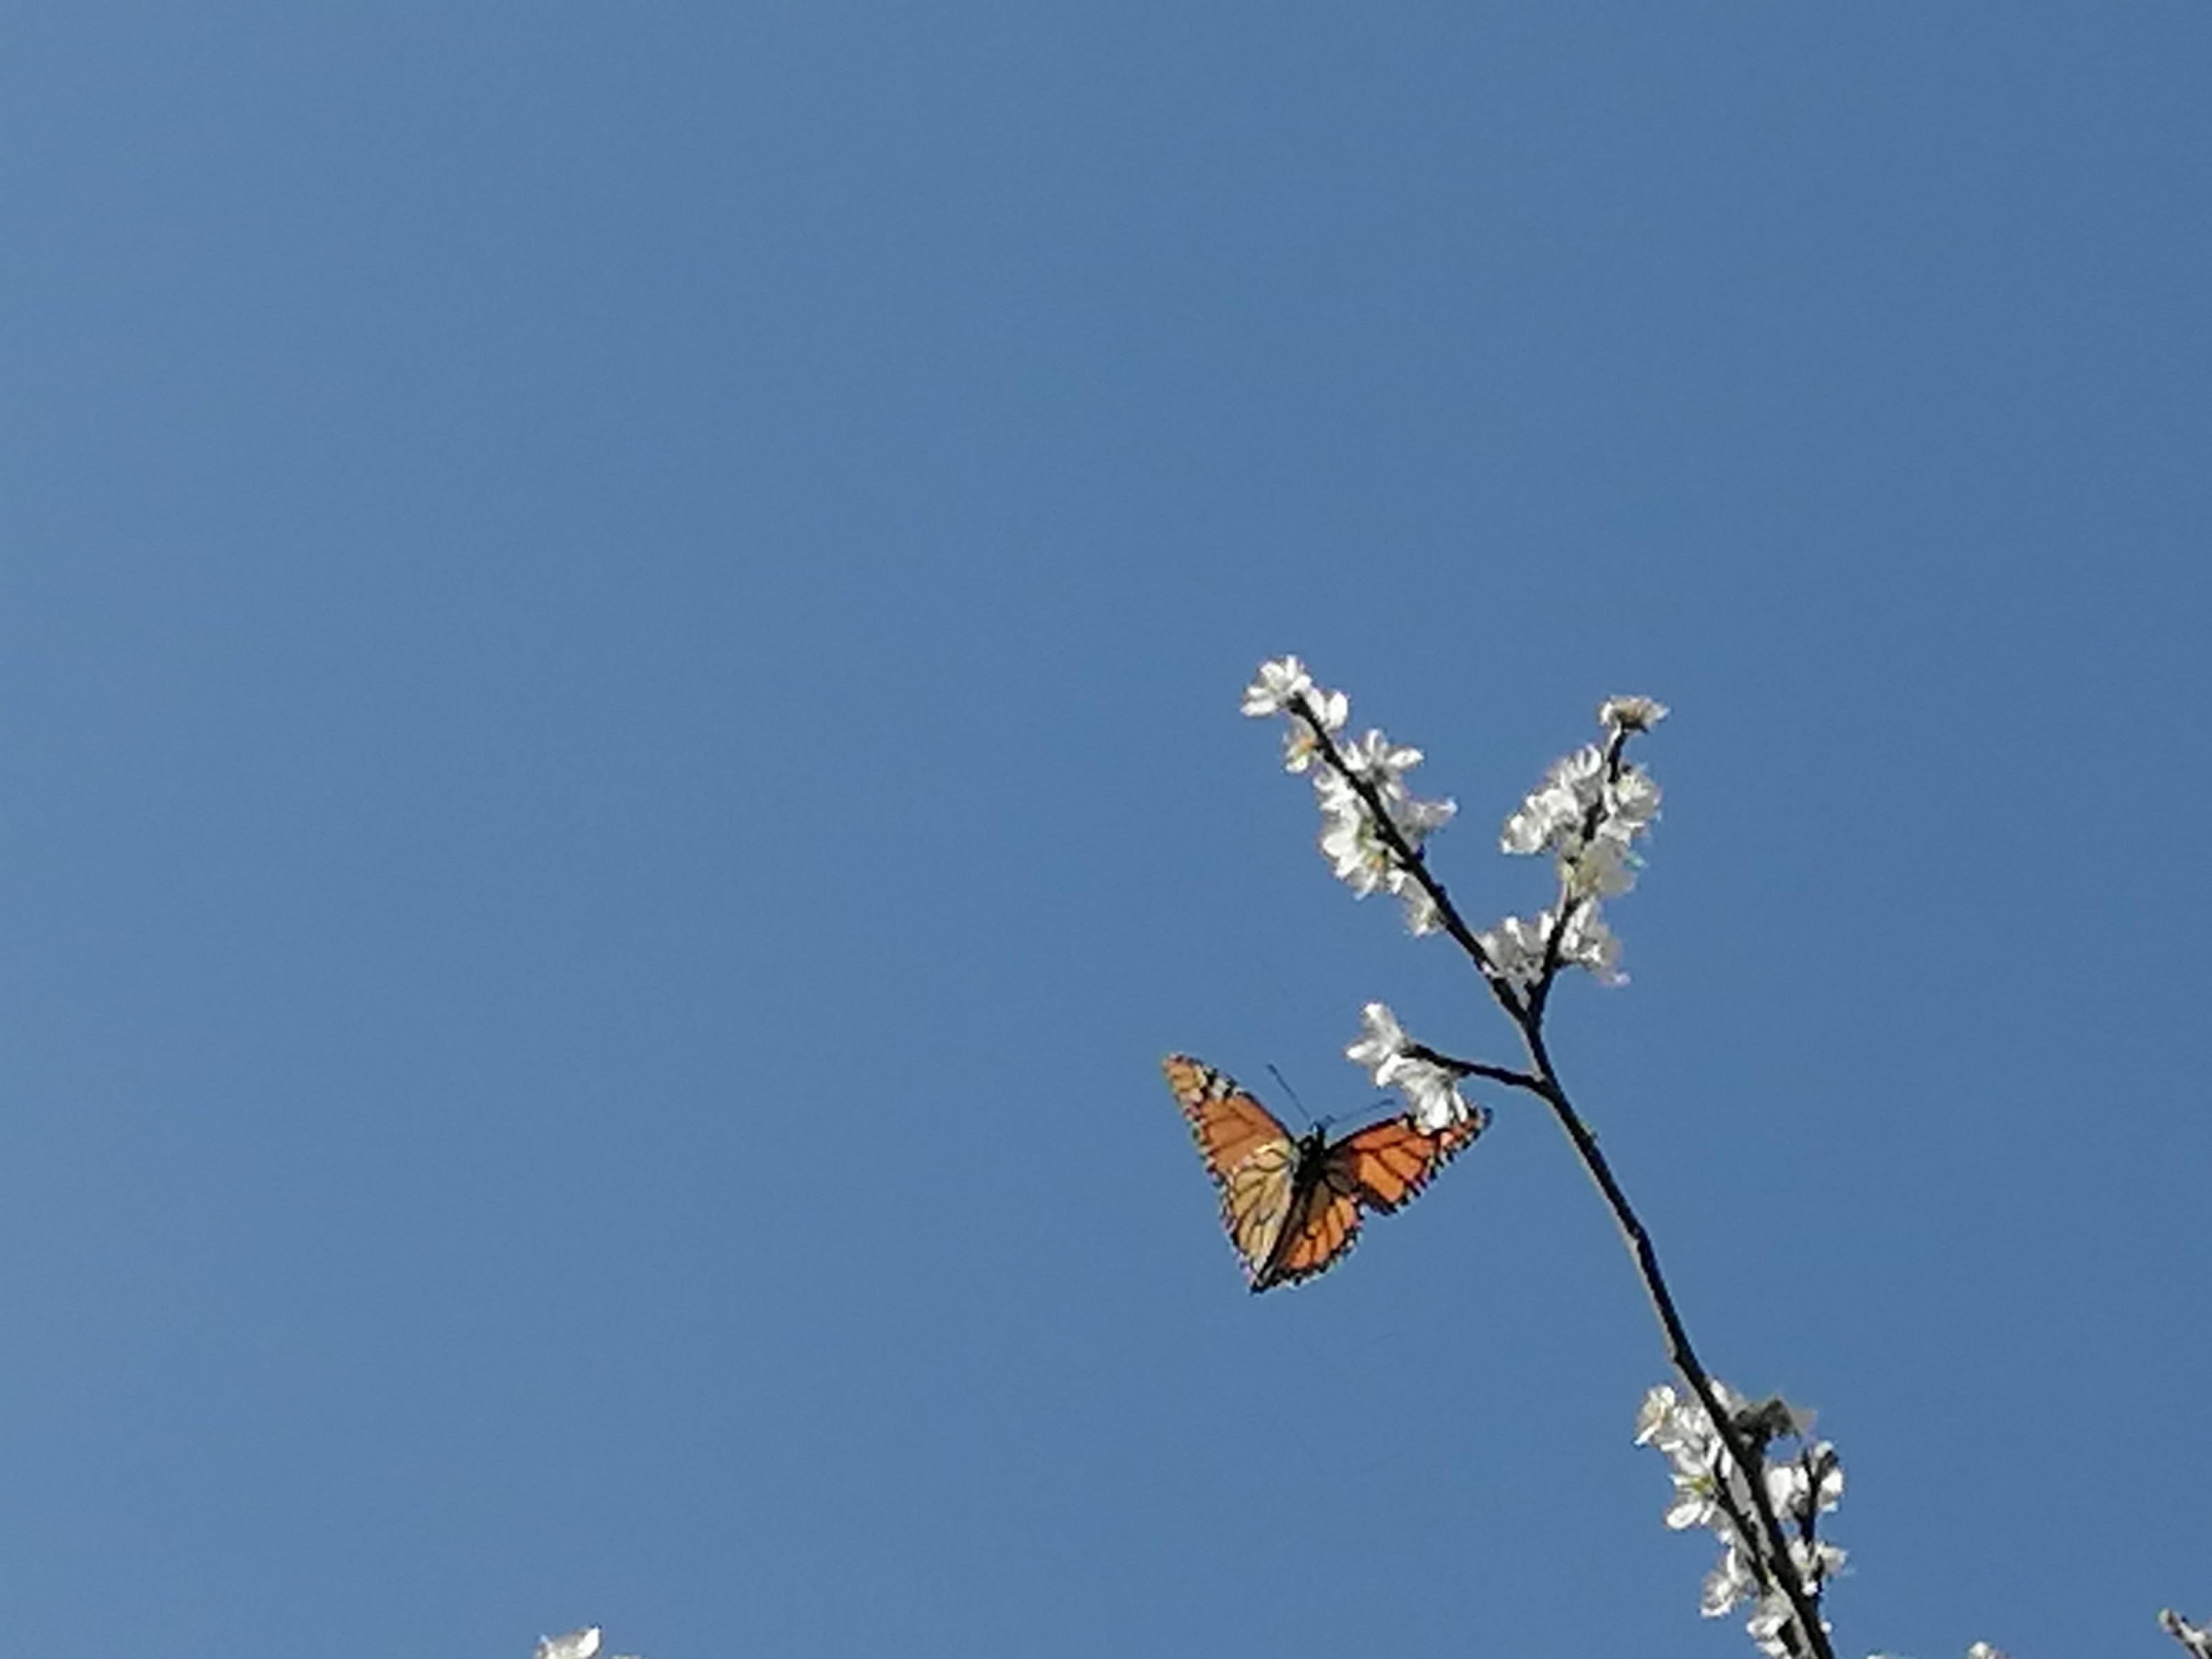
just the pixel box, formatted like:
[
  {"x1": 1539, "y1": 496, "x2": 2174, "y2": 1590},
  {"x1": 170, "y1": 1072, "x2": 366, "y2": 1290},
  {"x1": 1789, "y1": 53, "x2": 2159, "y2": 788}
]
[{"x1": 534, "y1": 1627, "x2": 643, "y2": 1659}]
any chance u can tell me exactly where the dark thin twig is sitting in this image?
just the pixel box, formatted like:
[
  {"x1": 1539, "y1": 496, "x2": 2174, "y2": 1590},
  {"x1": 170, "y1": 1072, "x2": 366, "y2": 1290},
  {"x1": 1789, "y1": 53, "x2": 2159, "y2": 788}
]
[
  {"x1": 1400, "y1": 1043, "x2": 1543, "y2": 1095},
  {"x1": 1518, "y1": 1027, "x2": 1833, "y2": 1659}
]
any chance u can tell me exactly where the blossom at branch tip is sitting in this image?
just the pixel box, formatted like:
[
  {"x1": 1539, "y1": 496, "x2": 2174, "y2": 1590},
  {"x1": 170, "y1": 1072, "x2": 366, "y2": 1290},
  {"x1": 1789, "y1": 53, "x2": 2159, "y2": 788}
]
[
  {"x1": 1344, "y1": 1001, "x2": 1410, "y2": 1074},
  {"x1": 1241, "y1": 656, "x2": 1313, "y2": 718},
  {"x1": 1600, "y1": 694, "x2": 1669, "y2": 734},
  {"x1": 534, "y1": 1630, "x2": 639, "y2": 1659},
  {"x1": 1244, "y1": 658, "x2": 1456, "y2": 930},
  {"x1": 1965, "y1": 1644, "x2": 2014, "y2": 1659},
  {"x1": 1344, "y1": 1002, "x2": 1479, "y2": 1132}
]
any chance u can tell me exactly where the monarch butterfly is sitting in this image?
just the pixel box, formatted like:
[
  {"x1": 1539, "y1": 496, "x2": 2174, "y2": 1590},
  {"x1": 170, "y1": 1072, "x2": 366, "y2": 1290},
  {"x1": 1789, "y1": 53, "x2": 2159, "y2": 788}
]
[{"x1": 1162, "y1": 1053, "x2": 1485, "y2": 1291}]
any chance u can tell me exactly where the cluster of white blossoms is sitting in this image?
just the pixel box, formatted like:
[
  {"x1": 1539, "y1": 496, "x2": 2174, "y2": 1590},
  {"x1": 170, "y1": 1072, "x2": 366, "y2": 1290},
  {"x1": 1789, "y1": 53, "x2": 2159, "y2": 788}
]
[
  {"x1": 1481, "y1": 695, "x2": 1666, "y2": 988},
  {"x1": 1636, "y1": 1382, "x2": 1845, "y2": 1658},
  {"x1": 1241, "y1": 657, "x2": 1458, "y2": 937},
  {"x1": 1474, "y1": 901, "x2": 1624, "y2": 989},
  {"x1": 534, "y1": 1627, "x2": 641, "y2": 1659},
  {"x1": 1238, "y1": 664, "x2": 2199, "y2": 1658},
  {"x1": 1344, "y1": 1002, "x2": 1484, "y2": 1133}
]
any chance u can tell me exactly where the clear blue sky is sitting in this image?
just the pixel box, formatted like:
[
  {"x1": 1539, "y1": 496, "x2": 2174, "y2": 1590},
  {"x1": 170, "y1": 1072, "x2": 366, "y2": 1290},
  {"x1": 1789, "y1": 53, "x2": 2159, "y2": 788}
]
[{"x1": 3, "y1": 7, "x2": 2207, "y2": 1657}]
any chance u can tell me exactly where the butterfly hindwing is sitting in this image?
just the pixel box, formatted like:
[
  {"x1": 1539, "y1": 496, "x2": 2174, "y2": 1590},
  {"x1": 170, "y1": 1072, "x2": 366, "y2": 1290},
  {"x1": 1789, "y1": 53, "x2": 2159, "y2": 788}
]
[
  {"x1": 1325, "y1": 1111, "x2": 1485, "y2": 1213},
  {"x1": 1251, "y1": 1163, "x2": 1364, "y2": 1290}
]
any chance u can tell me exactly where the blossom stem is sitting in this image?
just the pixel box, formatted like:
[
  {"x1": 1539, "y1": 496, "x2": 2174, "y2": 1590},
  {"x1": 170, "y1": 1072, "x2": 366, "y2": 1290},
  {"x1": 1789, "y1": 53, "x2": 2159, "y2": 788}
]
[
  {"x1": 1518, "y1": 1020, "x2": 1834, "y2": 1659},
  {"x1": 1400, "y1": 1043, "x2": 1543, "y2": 1094}
]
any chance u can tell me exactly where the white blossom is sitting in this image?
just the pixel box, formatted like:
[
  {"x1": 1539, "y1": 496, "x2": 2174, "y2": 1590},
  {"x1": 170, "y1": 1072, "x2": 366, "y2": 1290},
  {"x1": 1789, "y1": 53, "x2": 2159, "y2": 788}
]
[
  {"x1": 536, "y1": 1632, "x2": 601, "y2": 1659},
  {"x1": 1965, "y1": 1645, "x2": 2014, "y2": 1659},
  {"x1": 1747, "y1": 1590, "x2": 1804, "y2": 1658},
  {"x1": 1241, "y1": 656, "x2": 1313, "y2": 718},
  {"x1": 1665, "y1": 1462, "x2": 1723, "y2": 1533},
  {"x1": 1315, "y1": 776, "x2": 1396, "y2": 896},
  {"x1": 1311, "y1": 769, "x2": 1452, "y2": 914},
  {"x1": 1387, "y1": 789, "x2": 1457, "y2": 847},
  {"x1": 2165, "y1": 1611, "x2": 2212, "y2": 1659},
  {"x1": 1555, "y1": 903, "x2": 1624, "y2": 984},
  {"x1": 1600, "y1": 694, "x2": 1669, "y2": 733},
  {"x1": 1340, "y1": 727, "x2": 1425, "y2": 788},
  {"x1": 1702, "y1": 1539, "x2": 1759, "y2": 1618},
  {"x1": 1609, "y1": 762, "x2": 1662, "y2": 830},
  {"x1": 1341, "y1": 727, "x2": 1456, "y2": 854},
  {"x1": 1766, "y1": 1445, "x2": 1844, "y2": 1521},
  {"x1": 1343, "y1": 1002, "x2": 1477, "y2": 1132},
  {"x1": 1395, "y1": 1062, "x2": 1479, "y2": 1134},
  {"x1": 1503, "y1": 738, "x2": 1662, "y2": 908},
  {"x1": 1566, "y1": 823, "x2": 1641, "y2": 899},
  {"x1": 1397, "y1": 879, "x2": 1443, "y2": 936},
  {"x1": 1502, "y1": 744, "x2": 1607, "y2": 855},
  {"x1": 1789, "y1": 1535, "x2": 1848, "y2": 1590},
  {"x1": 1476, "y1": 914, "x2": 1548, "y2": 988},
  {"x1": 1344, "y1": 1002, "x2": 1410, "y2": 1078},
  {"x1": 1245, "y1": 660, "x2": 1458, "y2": 920}
]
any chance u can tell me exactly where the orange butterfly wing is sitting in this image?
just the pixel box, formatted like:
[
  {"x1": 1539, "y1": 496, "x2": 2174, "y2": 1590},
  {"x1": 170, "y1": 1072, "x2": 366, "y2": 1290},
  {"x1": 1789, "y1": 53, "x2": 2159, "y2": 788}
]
[
  {"x1": 1253, "y1": 1114, "x2": 1484, "y2": 1288},
  {"x1": 1250, "y1": 1171, "x2": 1363, "y2": 1290},
  {"x1": 1162, "y1": 1054, "x2": 1300, "y2": 1285},
  {"x1": 1165, "y1": 1055, "x2": 1490, "y2": 1292},
  {"x1": 1327, "y1": 1111, "x2": 1486, "y2": 1213}
]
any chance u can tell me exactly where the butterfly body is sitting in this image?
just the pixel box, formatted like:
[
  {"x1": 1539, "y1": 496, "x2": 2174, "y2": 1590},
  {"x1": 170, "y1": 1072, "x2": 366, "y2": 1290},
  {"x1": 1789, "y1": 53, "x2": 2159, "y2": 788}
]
[{"x1": 1162, "y1": 1054, "x2": 1485, "y2": 1291}]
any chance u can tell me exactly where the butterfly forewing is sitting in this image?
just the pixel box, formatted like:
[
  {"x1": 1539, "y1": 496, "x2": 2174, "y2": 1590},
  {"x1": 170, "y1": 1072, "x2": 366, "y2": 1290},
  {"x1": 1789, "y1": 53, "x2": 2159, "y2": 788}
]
[
  {"x1": 1163, "y1": 1054, "x2": 1302, "y2": 1284},
  {"x1": 1164, "y1": 1055, "x2": 1295, "y2": 1177},
  {"x1": 1221, "y1": 1143, "x2": 1298, "y2": 1278}
]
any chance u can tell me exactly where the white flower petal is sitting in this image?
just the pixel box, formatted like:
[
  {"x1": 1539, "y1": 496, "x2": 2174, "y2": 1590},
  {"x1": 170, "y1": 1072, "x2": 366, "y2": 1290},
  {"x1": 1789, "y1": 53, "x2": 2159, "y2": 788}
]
[
  {"x1": 1241, "y1": 656, "x2": 1312, "y2": 718},
  {"x1": 1344, "y1": 1003, "x2": 1408, "y2": 1080},
  {"x1": 1700, "y1": 1541, "x2": 1757, "y2": 1618},
  {"x1": 1599, "y1": 694, "x2": 1669, "y2": 733}
]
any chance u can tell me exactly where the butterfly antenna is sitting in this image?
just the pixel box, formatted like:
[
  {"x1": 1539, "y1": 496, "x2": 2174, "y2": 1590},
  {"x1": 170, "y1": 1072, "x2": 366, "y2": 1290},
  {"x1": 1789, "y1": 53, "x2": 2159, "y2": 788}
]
[{"x1": 1266, "y1": 1064, "x2": 1320, "y2": 1131}]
